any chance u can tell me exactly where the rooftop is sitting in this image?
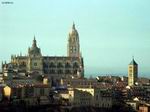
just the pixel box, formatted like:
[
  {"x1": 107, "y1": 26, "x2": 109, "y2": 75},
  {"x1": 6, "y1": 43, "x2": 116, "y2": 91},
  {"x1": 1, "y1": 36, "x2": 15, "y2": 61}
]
[{"x1": 129, "y1": 58, "x2": 138, "y2": 65}]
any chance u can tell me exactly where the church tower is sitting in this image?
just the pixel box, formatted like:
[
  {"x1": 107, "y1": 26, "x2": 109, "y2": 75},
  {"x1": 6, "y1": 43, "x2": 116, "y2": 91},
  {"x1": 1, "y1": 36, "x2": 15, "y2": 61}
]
[
  {"x1": 27, "y1": 36, "x2": 43, "y2": 74},
  {"x1": 67, "y1": 23, "x2": 80, "y2": 57},
  {"x1": 28, "y1": 36, "x2": 42, "y2": 57},
  {"x1": 128, "y1": 57, "x2": 138, "y2": 86}
]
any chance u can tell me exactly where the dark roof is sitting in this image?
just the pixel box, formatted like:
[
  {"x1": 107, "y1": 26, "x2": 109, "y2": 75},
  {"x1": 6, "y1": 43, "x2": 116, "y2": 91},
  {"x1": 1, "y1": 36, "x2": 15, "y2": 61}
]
[
  {"x1": 129, "y1": 59, "x2": 138, "y2": 65},
  {"x1": 43, "y1": 56, "x2": 80, "y2": 60}
]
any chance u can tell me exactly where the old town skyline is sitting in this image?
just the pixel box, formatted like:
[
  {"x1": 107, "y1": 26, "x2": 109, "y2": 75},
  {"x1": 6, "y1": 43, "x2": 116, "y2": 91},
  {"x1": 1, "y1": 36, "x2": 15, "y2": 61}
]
[{"x1": 0, "y1": 0, "x2": 150, "y2": 77}]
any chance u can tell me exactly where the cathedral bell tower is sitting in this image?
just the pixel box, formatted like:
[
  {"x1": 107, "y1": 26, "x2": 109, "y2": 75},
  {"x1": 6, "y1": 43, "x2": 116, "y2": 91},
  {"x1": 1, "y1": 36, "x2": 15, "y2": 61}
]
[{"x1": 67, "y1": 23, "x2": 80, "y2": 57}]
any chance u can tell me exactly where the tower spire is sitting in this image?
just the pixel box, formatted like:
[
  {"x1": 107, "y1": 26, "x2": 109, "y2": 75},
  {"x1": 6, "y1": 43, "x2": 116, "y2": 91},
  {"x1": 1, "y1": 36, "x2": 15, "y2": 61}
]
[
  {"x1": 132, "y1": 55, "x2": 134, "y2": 60},
  {"x1": 72, "y1": 22, "x2": 75, "y2": 30},
  {"x1": 68, "y1": 23, "x2": 80, "y2": 57},
  {"x1": 32, "y1": 35, "x2": 37, "y2": 47},
  {"x1": 34, "y1": 35, "x2": 35, "y2": 40}
]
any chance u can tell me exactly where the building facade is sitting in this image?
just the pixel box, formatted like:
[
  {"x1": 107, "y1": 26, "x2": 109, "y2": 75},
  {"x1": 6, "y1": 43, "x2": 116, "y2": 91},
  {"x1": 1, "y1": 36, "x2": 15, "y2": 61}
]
[
  {"x1": 4, "y1": 80, "x2": 50, "y2": 105},
  {"x1": 2, "y1": 24, "x2": 84, "y2": 80},
  {"x1": 128, "y1": 58, "x2": 138, "y2": 86},
  {"x1": 68, "y1": 87, "x2": 112, "y2": 108}
]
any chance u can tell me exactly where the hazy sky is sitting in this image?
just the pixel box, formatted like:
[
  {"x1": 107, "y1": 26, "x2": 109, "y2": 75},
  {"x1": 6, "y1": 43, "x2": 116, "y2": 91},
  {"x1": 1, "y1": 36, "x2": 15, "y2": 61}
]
[{"x1": 0, "y1": 0, "x2": 150, "y2": 77}]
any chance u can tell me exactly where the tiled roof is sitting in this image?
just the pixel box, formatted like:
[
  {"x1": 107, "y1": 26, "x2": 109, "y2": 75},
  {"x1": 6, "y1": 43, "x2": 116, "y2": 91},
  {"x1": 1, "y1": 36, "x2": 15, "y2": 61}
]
[
  {"x1": 5, "y1": 79, "x2": 49, "y2": 88},
  {"x1": 129, "y1": 59, "x2": 138, "y2": 65}
]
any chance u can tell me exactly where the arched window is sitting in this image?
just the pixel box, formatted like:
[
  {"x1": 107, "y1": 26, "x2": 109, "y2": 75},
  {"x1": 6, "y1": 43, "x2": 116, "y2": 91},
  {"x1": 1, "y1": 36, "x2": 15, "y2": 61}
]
[
  {"x1": 73, "y1": 62, "x2": 79, "y2": 68},
  {"x1": 49, "y1": 62, "x2": 56, "y2": 68},
  {"x1": 57, "y1": 62, "x2": 63, "y2": 68},
  {"x1": 43, "y1": 63, "x2": 48, "y2": 68},
  {"x1": 65, "y1": 62, "x2": 71, "y2": 68},
  {"x1": 58, "y1": 69, "x2": 63, "y2": 74},
  {"x1": 50, "y1": 69, "x2": 55, "y2": 74},
  {"x1": 65, "y1": 70, "x2": 71, "y2": 74},
  {"x1": 73, "y1": 69, "x2": 77, "y2": 74}
]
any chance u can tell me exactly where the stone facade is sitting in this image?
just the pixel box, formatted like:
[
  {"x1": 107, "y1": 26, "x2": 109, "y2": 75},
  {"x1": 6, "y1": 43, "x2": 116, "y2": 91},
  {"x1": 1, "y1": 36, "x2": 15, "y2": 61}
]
[
  {"x1": 68, "y1": 87, "x2": 112, "y2": 108},
  {"x1": 2, "y1": 24, "x2": 84, "y2": 80},
  {"x1": 128, "y1": 58, "x2": 138, "y2": 86}
]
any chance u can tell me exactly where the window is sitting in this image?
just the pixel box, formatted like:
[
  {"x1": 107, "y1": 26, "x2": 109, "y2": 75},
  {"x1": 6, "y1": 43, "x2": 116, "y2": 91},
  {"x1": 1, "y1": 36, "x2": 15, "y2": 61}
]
[
  {"x1": 49, "y1": 62, "x2": 56, "y2": 68},
  {"x1": 58, "y1": 69, "x2": 63, "y2": 74},
  {"x1": 34, "y1": 62, "x2": 37, "y2": 66},
  {"x1": 43, "y1": 63, "x2": 48, "y2": 68},
  {"x1": 129, "y1": 74, "x2": 132, "y2": 77},
  {"x1": 73, "y1": 62, "x2": 79, "y2": 68},
  {"x1": 73, "y1": 70, "x2": 77, "y2": 74},
  {"x1": 57, "y1": 62, "x2": 63, "y2": 68},
  {"x1": 65, "y1": 70, "x2": 71, "y2": 74},
  {"x1": 50, "y1": 69, "x2": 55, "y2": 74},
  {"x1": 65, "y1": 62, "x2": 71, "y2": 68}
]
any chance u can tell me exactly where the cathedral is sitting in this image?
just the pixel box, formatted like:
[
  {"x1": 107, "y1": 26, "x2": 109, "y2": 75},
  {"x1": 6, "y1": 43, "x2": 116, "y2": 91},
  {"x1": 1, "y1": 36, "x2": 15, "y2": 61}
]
[{"x1": 2, "y1": 23, "x2": 84, "y2": 80}]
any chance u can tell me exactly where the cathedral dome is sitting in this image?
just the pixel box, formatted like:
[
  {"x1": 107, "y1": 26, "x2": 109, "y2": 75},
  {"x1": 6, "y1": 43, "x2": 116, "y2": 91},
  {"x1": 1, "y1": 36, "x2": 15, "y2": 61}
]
[
  {"x1": 30, "y1": 47, "x2": 41, "y2": 55},
  {"x1": 28, "y1": 37, "x2": 42, "y2": 57}
]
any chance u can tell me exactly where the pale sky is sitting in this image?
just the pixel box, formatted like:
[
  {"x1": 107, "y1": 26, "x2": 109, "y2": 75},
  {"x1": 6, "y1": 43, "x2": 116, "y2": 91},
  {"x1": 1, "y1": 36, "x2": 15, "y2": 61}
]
[{"x1": 0, "y1": 0, "x2": 150, "y2": 77}]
